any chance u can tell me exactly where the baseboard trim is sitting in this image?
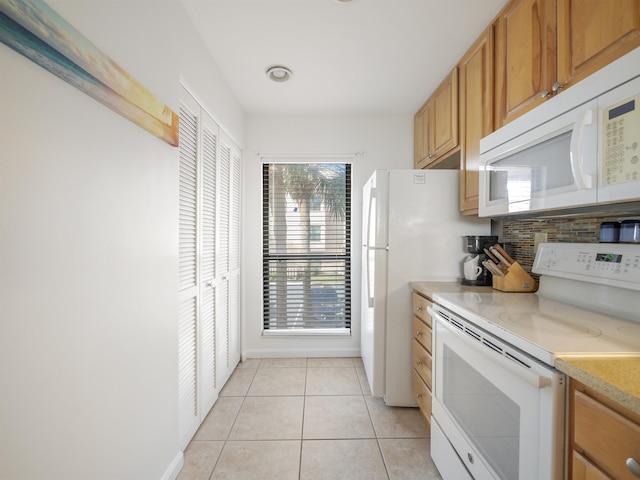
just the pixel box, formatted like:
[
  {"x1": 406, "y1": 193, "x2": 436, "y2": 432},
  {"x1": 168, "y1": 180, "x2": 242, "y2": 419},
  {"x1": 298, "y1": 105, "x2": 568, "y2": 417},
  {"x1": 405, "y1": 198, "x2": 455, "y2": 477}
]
[
  {"x1": 160, "y1": 452, "x2": 184, "y2": 480},
  {"x1": 242, "y1": 348, "x2": 361, "y2": 359}
]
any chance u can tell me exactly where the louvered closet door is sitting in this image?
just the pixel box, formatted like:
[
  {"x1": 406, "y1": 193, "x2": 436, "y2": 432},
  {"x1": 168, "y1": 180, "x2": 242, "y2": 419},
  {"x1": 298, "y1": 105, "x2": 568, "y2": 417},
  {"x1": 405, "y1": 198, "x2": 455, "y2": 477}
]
[
  {"x1": 198, "y1": 110, "x2": 218, "y2": 417},
  {"x1": 216, "y1": 139, "x2": 232, "y2": 387},
  {"x1": 177, "y1": 93, "x2": 200, "y2": 450},
  {"x1": 228, "y1": 149, "x2": 241, "y2": 367}
]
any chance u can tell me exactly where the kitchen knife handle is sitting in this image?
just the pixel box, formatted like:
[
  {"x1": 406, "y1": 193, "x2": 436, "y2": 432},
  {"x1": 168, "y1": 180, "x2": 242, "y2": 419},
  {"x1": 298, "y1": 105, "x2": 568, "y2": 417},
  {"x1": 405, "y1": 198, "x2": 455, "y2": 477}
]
[
  {"x1": 490, "y1": 247, "x2": 512, "y2": 267},
  {"x1": 483, "y1": 260, "x2": 504, "y2": 277},
  {"x1": 483, "y1": 247, "x2": 500, "y2": 264},
  {"x1": 493, "y1": 244, "x2": 515, "y2": 265}
]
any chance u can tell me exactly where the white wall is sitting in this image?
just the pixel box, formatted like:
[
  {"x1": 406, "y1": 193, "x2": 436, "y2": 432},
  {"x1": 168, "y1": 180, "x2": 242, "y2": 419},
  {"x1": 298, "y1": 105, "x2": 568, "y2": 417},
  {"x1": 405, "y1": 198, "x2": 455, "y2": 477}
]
[
  {"x1": 242, "y1": 115, "x2": 413, "y2": 358},
  {"x1": 0, "y1": 2, "x2": 245, "y2": 479}
]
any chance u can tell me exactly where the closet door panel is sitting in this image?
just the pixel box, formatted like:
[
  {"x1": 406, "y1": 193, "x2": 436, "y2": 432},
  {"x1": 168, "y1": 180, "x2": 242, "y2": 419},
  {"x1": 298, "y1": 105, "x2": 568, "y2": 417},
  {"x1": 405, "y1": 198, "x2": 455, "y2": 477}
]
[
  {"x1": 177, "y1": 94, "x2": 200, "y2": 450},
  {"x1": 198, "y1": 112, "x2": 219, "y2": 417}
]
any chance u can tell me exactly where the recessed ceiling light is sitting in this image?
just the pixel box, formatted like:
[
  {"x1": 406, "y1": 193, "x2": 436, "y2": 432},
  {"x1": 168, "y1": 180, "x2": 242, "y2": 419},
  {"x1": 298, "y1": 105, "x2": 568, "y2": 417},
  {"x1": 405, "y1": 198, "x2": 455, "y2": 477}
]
[
  {"x1": 266, "y1": 65, "x2": 292, "y2": 82},
  {"x1": 335, "y1": 0, "x2": 353, "y2": 3}
]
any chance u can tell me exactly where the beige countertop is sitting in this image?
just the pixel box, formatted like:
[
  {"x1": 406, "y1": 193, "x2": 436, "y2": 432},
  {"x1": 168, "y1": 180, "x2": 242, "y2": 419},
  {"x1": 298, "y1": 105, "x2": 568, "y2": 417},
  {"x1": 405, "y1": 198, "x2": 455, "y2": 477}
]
[
  {"x1": 410, "y1": 281, "x2": 640, "y2": 417},
  {"x1": 409, "y1": 281, "x2": 493, "y2": 300}
]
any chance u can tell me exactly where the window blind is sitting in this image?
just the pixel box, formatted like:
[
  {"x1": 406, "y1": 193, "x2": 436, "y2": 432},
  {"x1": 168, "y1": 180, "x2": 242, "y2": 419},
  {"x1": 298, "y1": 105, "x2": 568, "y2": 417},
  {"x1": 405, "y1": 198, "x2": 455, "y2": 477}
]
[{"x1": 262, "y1": 163, "x2": 351, "y2": 330}]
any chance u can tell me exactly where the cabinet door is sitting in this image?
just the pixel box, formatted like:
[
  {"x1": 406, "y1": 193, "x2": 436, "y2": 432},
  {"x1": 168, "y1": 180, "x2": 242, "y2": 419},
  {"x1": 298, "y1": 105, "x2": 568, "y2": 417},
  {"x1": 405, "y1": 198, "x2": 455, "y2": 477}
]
[
  {"x1": 432, "y1": 67, "x2": 459, "y2": 159},
  {"x1": 557, "y1": 0, "x2": 640, "y2": 88},
  {"x1": 494, "y1": 0, "x2": 556, "y2": 127},
  {"x1": 414, "y1": 101, "x2": 432, "y2": 168},
  {"x1": 459, "y1": 26, "x2": 494, "y2": 214}
]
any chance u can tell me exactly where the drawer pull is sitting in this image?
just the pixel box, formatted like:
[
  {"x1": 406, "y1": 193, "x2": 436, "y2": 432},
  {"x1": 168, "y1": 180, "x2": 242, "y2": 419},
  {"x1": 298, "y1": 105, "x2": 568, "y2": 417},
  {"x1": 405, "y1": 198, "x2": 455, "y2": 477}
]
[
  {"x1": 627, "y1": 458, "x2": 640, "y2": 477},
  {"x1": 416, "y1": 393, "x2": 423, "y2": 399},
  {"x1": 416, "y1": 306, "x2": 422, "y2": 311},
  {"x1": 416, "y1": 331, "x2": 422, "y2": 336},
  {"x1": 416, "y1": 360, "x2": 422, "y2": 366}
]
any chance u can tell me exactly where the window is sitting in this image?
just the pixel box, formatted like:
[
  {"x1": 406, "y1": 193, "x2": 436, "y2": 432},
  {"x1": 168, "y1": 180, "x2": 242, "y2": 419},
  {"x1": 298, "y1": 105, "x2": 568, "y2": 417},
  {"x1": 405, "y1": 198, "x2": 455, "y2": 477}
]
[
  {"x1": 262, "y1": 162, "x2": 351, "y2": 332},
  {"x1": 310, "y1": 225, "x2": 321, "y2": 242}
]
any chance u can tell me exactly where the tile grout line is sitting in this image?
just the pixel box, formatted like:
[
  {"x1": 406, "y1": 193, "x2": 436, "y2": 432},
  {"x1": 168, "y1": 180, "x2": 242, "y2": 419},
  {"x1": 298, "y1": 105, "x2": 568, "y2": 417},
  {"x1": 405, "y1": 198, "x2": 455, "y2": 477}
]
[
  {"x1": 207, "y1": 367, "x2": 255, "y2": 480},
  {"x1": 298, "y1": 363, "x2": 308, "y2": 480}
]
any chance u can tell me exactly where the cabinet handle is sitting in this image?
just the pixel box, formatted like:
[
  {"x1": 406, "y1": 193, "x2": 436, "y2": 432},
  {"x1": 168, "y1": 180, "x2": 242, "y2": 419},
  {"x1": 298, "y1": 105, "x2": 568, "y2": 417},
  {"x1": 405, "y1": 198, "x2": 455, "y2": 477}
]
[
  {"x1": 416, "y1": 306, "x2": 422, "y2": 311},
  {"x1": 551, "y1": 81, "x2": 564, "y2": 93},
  {"x1": 541, "y1": 89, "x2": 551, "y2": 98},
  {"x1": 416, "y1": 393, "x2": 423, "y2": 399},
  {"x1": 416, "y1": 360, "x2": 422, "y2": 366},
  {"x1": 427, "y1": 153, "x2": 433, "y2": 159},
  {"x1": 627, "y1": 458, "x2": 640, "y2": 477},
  {"x1": 416, "y1": 331, "x2": 422, "y2": 336}
]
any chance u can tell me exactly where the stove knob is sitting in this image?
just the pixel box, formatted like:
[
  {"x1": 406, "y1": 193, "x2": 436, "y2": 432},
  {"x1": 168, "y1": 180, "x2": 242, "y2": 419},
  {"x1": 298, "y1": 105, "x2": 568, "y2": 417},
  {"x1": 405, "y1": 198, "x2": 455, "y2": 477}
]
[{"x1": 627, "y1": 457, "x2": 640, "y2": 477}]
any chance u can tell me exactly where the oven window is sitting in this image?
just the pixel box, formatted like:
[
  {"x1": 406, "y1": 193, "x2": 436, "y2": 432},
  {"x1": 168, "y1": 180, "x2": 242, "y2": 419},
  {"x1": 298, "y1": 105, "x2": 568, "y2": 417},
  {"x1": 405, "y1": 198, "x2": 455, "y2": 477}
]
[{"x1": 443, "y1": 344, "x2": 520, "y2": 480}]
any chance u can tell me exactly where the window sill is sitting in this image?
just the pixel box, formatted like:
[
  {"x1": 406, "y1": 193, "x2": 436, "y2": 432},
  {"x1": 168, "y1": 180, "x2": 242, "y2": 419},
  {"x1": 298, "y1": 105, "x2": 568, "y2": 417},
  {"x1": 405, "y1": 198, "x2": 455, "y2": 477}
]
[{"x1": 262, "y1": 328, "x2": 351, "y2": 337}]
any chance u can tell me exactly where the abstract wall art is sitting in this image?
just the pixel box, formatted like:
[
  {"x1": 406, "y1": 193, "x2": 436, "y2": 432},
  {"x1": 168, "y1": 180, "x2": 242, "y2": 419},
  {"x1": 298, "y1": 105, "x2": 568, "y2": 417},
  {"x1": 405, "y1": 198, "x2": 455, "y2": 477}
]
[{"x1": 0, "y1": 0, "x2": 179, "y2": 146}]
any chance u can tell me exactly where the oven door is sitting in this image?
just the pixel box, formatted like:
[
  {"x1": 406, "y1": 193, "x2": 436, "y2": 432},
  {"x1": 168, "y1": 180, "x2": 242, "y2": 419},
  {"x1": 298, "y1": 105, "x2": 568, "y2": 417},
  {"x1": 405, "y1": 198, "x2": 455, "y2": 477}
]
[{"x1": 430, "y1": 306, "x2": 566, "y2": 480}]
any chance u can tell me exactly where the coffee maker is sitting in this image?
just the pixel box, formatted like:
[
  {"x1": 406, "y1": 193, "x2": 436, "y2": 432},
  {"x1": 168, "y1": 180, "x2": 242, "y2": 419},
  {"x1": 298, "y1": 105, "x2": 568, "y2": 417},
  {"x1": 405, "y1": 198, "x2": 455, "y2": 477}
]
[{"x1": 461, "y1": 235, "x2": 498, "y2": 286}]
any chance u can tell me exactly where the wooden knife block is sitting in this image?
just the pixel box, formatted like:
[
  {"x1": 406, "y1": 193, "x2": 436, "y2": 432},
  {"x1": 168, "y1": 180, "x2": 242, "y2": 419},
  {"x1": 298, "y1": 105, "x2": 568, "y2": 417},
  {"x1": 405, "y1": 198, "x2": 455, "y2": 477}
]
[{"x1": 492, "y1": 261, "x2": 538, "y2": 293}]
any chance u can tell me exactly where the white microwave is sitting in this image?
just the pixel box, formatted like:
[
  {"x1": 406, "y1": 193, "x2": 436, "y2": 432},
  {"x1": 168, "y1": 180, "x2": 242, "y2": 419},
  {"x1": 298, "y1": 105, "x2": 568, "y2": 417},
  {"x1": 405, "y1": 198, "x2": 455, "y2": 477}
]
[{"x1": 479, "y1": 47, "x2": 640, "y2": 218}]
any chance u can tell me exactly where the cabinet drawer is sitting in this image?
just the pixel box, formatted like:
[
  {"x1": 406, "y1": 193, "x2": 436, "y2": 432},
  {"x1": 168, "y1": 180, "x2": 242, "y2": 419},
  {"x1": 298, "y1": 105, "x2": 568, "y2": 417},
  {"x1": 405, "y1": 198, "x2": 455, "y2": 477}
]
[
  {"x1": 412, "y1": 369, "x2": 432, "y2": 423},
  {"x1": 572, "y1": 450, "x2": 613, "y2": 480},
  {"x1": 413, "y1": 316, "x2": 432, "y2": 352},
  {"x1": 412, "y1": 292, "x2": 432, "y2": 326},
  {"x1": 574, "y1": 390, "x2": 640, "y2": 480},
  {"x1": 412, "y1": 339, "x2": 432, "y2": 390}
]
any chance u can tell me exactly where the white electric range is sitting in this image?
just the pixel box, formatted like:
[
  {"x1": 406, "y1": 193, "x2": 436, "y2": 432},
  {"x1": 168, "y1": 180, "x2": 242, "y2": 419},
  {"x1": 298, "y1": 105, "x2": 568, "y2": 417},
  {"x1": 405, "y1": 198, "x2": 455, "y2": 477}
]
[{"x1": 429, "y1": 243, "x2": 640, "y2": 480}]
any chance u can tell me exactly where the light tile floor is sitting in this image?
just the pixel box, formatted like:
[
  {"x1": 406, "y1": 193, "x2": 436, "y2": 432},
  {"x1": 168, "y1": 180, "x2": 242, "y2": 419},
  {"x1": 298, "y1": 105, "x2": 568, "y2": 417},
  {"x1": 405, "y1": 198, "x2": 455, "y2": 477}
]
[{"x1": 177, "y1": 357, "x2": 443, "y2": 480}]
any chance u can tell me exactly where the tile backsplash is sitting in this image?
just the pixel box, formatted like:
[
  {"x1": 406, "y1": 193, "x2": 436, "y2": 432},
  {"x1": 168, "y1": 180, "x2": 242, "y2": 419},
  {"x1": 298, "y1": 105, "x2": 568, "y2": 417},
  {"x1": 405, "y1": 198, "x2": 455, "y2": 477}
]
[{"x1": 500, "y1": 214, "x2": 640, "y2": 274}]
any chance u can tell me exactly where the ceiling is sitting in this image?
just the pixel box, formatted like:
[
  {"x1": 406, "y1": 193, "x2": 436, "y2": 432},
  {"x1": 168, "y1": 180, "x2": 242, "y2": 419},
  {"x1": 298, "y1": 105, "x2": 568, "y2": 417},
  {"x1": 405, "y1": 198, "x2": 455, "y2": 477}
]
[{"x1": 180, "y1": 0, "x2": 506, "y2": 116}]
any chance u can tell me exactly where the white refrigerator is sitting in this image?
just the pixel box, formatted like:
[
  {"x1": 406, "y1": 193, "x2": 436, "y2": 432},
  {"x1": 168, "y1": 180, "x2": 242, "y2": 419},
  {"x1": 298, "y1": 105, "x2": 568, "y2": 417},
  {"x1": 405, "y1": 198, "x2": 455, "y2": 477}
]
[{"x1": 361, "y1": 169, "x2": 490, "y2": 406}]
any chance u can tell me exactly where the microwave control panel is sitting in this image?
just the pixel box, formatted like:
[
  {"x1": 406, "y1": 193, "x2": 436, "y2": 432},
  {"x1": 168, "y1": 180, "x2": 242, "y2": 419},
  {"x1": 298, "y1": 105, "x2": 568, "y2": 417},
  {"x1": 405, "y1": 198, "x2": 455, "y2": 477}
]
[
  {"x1": 602, "y1": 92, "x2": 640, "y2": 186},
  {"x1": 533, "y1": 242, "x2": 640, "y2": 289}
]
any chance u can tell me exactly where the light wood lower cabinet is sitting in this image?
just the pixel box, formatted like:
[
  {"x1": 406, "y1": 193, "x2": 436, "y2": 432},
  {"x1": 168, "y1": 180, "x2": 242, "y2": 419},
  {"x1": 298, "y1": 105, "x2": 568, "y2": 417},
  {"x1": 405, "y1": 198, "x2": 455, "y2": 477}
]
[
  {"x1": 573, "y1": 451, "x2": 614, "y2": 480},
  {"x1": 413, "y1": 370, "x2": 432, "y2": 426},
  {"x1": 411, "y1": 292, "x2": 433, "y2": 427},
  {"x1": 570, "y1": 379, "x2": 640, "y2": 480}
]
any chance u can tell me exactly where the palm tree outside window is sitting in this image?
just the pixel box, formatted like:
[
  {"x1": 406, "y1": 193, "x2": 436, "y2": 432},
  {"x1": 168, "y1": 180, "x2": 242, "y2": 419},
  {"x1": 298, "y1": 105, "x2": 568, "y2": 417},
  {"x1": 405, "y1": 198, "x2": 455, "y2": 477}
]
[{"x1": 262, "y1": 162, "x2": 351, "y2": 331}]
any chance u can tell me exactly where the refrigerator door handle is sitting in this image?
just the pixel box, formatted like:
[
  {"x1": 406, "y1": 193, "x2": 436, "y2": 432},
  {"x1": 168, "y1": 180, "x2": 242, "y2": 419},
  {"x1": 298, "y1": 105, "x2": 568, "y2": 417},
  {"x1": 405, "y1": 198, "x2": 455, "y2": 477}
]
[
  {"x1": 366, "y1": 246, "x2": 373, "y2": 308},
  {"x1": 365, "y1": 185, "x2": 378, "y2": 308},
  {"x1": 366, "y1": 187, "x2": 375, "y2": 248}
]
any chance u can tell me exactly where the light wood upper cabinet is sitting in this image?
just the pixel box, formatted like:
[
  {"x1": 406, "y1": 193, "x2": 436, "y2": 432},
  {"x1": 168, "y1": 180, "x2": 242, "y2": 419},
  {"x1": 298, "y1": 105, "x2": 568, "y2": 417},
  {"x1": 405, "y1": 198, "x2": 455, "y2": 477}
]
[
  {"x1": 557, "y1": 0, "x2": 640, "y2": 88},
  {"x1": 459, "y1": 26, "x2": 494, "y2": 214},
  {"x1": 495, "y1": 0, "x2": 640, "y2": 128},
  {"x1": 432, "y1": 67, "x2": 459, "y2": 160},
  {"x1": 494, "y1": 0, "x2": 557, "y2": 127},
  {"x1": 414, "y1": 67, "x2": 458, "y2": 168},
  {"x1": 414, "y1": 102, "x2": 432, "y2": 167}
]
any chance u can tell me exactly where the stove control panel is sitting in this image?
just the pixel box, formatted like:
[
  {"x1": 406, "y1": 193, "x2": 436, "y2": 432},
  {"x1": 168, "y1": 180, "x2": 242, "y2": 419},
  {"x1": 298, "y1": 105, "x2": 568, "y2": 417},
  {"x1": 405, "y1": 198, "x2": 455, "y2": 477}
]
[{"x1": 533, "y1": 242, "x2": 640, "y2": 288}]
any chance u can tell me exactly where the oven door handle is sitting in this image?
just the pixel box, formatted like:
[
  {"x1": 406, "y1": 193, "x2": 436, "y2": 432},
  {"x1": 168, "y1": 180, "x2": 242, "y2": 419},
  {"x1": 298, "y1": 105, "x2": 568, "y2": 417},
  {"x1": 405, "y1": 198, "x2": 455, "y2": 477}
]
[{"x1": 430, "y1": 307, "x2": 552, "y2": 390}]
